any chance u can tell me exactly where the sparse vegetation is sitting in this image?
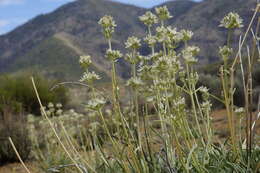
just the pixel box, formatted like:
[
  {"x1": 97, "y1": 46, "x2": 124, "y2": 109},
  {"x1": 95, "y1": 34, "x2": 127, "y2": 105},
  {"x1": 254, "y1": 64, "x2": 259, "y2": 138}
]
[
  {"x1": 0, "y1": 107, "x2": 31, "y2": 165},
  {"x1": 1, "y1": 1, "x2": 260, "y2": 173},
  {"x1": 0, "y1": 74, "x2": 68, "y2": 115}
]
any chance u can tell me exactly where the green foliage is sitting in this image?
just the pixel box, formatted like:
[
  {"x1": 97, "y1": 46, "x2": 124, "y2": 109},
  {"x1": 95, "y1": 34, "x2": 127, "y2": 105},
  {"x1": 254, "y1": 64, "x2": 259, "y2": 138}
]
[{"x1": 0, "y1": 74, "x2": 68, "y2": 115}]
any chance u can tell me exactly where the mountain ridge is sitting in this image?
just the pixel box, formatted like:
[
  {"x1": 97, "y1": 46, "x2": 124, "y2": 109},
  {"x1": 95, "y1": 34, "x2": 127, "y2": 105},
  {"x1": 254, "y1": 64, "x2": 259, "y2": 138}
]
[{"x1": 0, "y1": 0, "x2": 257, "y2": 80}]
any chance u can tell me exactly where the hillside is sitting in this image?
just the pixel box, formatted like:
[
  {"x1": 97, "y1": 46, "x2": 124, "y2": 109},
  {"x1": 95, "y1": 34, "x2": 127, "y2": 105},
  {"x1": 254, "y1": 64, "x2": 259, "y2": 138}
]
[
  {"x1": 168, "y1": 0, "x2": 257, "y2": 63},
  {"x1": 0, "y1": 0, "x2": 146, "y2": 80},
  {"x1": 0, "y1": 0, "x2": 258, "y2": 80}
]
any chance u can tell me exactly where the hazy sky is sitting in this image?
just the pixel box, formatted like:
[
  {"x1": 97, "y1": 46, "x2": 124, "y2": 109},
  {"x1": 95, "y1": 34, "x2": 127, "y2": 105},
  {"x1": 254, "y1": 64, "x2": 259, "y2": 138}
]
[{"x1": 0, "y1": 0, "x2": 201, "y2": 35}]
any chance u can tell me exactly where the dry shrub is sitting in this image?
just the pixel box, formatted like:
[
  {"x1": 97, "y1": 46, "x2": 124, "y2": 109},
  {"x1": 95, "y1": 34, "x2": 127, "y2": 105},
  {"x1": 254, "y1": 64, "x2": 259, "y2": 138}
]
[{"x1": 0, "y1": 106, "x2": 31, "y2": 165}]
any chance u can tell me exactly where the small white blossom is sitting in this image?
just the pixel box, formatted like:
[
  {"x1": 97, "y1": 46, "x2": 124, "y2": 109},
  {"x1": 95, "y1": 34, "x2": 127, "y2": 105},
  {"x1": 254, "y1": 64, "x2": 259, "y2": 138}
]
[
  {"x1": 144, "y1": 35, "x2": 157, "y2": 47},
  {"x1": 56, "y1": 103, "x2": 62, "y2": 109},
  {"x1": 125, "y1": 36, "x2": 141, "y2": 50},
  {"x1": 126, "y1": 77, "x2": 144, "y2": 89},
  {"x1": 98, "y1": 15, "x2": 116, "y2": 39},
  {"x1": 219, "y1": 46, "x2": 233, "y2": 60},
  {"x1": 86, "y1": 98, "x2": 106, "y2": 111},
  {"x1": 235, "y1": 107, "x2": 245, "y2": 114},
  {"x1": 139, "y1": 11, "x2": 158, "y2": 26},
  {"x1": 219, "y1": 12, "x2": 243, "y2": 29},
  {"x1": 181, "y1": 30, "x2": 193, "y2": 41},
  {"x1": 182, "y1": 46, "x2": 200, "y2": 64},
  {"x1": 80, "y1": 71, "x2": 101, "y2": 83},
  {"x1": 155, "y1": 6, "x2": 173, "y2": 21},
  {"x1": 79, "y1": 55, "x2": 92, "y2": 68},
  {"x1": 199, "y1": 86, "x2": 209, "y2": 93},
  {"x1": 48, "y1": 102, "x2": 54, "y2": 108},
  {"x1": 106, "y1": 49, "x2": 122, "y2": 62}
]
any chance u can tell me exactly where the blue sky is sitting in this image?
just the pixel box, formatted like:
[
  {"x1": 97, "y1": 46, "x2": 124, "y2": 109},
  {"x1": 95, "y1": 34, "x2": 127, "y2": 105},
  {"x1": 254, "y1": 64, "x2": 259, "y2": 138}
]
[{"x1": 0, "y1": 0, "x2": 200, "y2": 35}]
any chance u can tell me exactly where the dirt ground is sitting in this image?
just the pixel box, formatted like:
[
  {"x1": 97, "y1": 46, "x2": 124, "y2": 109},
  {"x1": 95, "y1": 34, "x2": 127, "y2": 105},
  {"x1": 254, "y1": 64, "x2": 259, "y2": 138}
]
[{"x1": 0, "y1": 162, "x2": 39, "y2": 173}]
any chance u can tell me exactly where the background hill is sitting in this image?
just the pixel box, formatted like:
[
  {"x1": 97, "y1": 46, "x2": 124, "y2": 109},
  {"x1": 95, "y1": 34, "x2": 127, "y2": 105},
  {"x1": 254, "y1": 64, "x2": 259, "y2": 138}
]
[{"x1": 0, "y1": 0, "x2": 258, "y2": 81}]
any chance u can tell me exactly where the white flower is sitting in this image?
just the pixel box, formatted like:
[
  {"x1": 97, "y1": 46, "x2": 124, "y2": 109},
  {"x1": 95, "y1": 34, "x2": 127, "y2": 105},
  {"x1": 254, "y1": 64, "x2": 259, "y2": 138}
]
[
  {"x1": 56, "y1": 103, "x2": 62, "y2": 108},
  {"x1": 86, "y1": 98, "x2": 106, "y2": 111},
  {"x1": 139, "y1": 11, "x2": 158, "y2": 26},
  {"x1": 79, "y1": 55, "x2": 92, "y2": 68},
  {"x1": 125, "y1": 36, "x2": 141, "y2": 50},
  {"x1": 125, "y1": 52, "x2": 142, "y2": 64},
  {"x1": 173, "y1": 98, "x2": 185, "y2": 108},
  {"x1": 98, "y1": 15, "x2": 116, "y2": 29},
  {"x1": 201, "y1": 101, "x2": 212, "y2": 112},
  {"x1": 219, "y1": 46, "x2": 233, "y2": 60},
  {"x1": 106, "y1": 49, "x2": 122, "y2": 62},
  {"x1": 156, "y1": 26, "x2": 170, "y2": 43},
  {"x1": 182, "y1": 46, "x2": 200, "y2": 64},
  {"x1": 48, "y1": 102, "x2": 54, "y2": 108},
  {"x1": 219, "y1": 12, "x2": 243, "y2": 29},
  {"x1": 155, "y1": 6, "x2": 173, "y2": 21},
  {"x1": 181, "y1": 29, "x2": 193, "y2": 41},
  {"x1": 80, "y1": 71, "x2": 101, "y2": 83},
  {"x1": 144, "y1": 35, "x2": 157, "y2": 47},
  {"x1": 199, "y1": 86, "x2": 209, "y2": 93},
  {"x1": 235, "y1": 107, "x2": 245, "y2": 114},
  {"x1": 126, "y1": 77, "x2": 144, "y2": 89},
  {"x1": 98, "y1": 15, "x2": 116, "y2": 39}
]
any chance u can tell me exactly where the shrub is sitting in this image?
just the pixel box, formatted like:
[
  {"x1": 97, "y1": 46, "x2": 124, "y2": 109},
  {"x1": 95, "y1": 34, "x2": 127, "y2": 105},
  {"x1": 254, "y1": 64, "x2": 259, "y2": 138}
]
[
  {"x1": 0, "y1": 74, "x2": 68, "y2": 115},
  {"x1": 0, "y1": 106, "x2": 31, "y2": 165}
]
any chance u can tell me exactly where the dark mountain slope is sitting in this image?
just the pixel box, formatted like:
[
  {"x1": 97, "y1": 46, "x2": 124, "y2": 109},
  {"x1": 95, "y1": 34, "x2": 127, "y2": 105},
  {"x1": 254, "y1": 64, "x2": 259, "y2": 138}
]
[
  {"x1": 166, "y1": 0, "x2": 257, "y2": 63},
  {"x1": 0, "y1": 0, "x2": 257, "y2": 80}
]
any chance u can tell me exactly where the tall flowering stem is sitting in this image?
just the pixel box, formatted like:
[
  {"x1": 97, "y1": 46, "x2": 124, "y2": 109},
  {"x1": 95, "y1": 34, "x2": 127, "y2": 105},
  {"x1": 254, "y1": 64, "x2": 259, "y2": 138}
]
[{"x1": 219, "y1": 12, "x2": 244, "y2": 155}]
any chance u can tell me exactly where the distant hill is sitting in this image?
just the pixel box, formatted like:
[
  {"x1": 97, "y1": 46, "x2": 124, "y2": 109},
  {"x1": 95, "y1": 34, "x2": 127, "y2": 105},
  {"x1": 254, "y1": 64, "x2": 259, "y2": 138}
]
[{"x1": 0, "y1": 0, "x2": 257, "y2": 80}]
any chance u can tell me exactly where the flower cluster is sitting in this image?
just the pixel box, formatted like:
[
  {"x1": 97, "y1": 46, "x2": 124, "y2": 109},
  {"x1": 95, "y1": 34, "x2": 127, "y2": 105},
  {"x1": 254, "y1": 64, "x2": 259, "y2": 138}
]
[
  {"x1": 155, "y1": 6, "x2": 173, "y2": 21},
  {"x1": 79, "y1": 55, "x2": 92, "y2": 69},
  {"x1": 144, "y1": 35, "x2": 157, "y2": 47},
  {"x1": 41, "y1": 102, "x2": 63, "y2": 117},
  {"x1": 98, "y1": 15, "x2": 116, "y2": 39},
  {"x1": 219, "y1": 12, "x2": 243, "y2": 29},
  {"x1": 80, "y1": 71, "x2": 101, "y2": 83},
  {"x1": 219, "y1": 45, "x2": 233, "y2": 60},
  {"x1": 139, "y1": 11, "x2": 158, "y2": 27},
  {"x1": 126, "y1": 77, "x2": 144, "y2": 89},
  {"x1": 182, "y1": 46, "x2": 200, "y2": 64},
  {"x1": 181, "y1": 29, "x2": 193, "y2": 42},
  {"x1": 106, "y1": 49, "x2": 122, "y2": 62},
  {"x1": 125, "y1": 36, "x2": 141, "y2": 50},
  {"x1": 86, "y1": 97, "x2": 106, "y2": 111},
  {"x1": 125, "y1": 52, "x2": 142, "y2": 64}
]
